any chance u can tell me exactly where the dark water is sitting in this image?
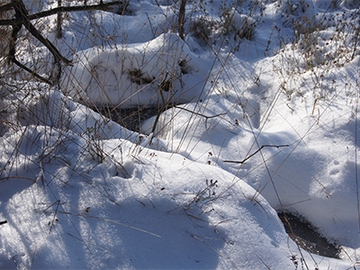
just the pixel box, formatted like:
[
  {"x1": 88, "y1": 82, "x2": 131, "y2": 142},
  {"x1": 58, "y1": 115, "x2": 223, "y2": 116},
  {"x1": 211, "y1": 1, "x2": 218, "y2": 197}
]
[
  {"x1": 278, "y1": 212, "x2": 341, "y2": 259},
  {"x1": 96, "y1": 105, "x2": 343, "y2": 259},
  {"x1": 95, "y1": 106, "x2": 160, "y2": 132}
]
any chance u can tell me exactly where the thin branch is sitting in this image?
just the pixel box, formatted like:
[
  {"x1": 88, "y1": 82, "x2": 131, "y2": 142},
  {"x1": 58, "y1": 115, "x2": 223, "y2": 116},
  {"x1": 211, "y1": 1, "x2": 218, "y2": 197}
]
[
  {"x1": 355, "y1": 83, "x2": 360, "y2": 232},
  {"x1": 0, "y1": 1, "x2": 126, "y2": 25},
  {"x1": 0, "y1": 176, "x2": 36, "y2": 182},
  {"x1": 0, "y1": 1, "x2": 18, "y2": 13},
  {"x1": 11, "y1": 58, "x2": 52, "y2": 84},
  {"x1": 175, "y1": 105, "x2": 227, "y2": 120},
  {"x1": 0, "y1": 220, "x2": 7, "y2": 225},
  {"x1": 1, "y1": 0, "x2": 128, "y2": 84},
  {"x1": 223, "y1": 145, "x2": 289, "y2": 164},
  {"x1": 20, "y1": 17, "x2": 71, "y2": 65}
]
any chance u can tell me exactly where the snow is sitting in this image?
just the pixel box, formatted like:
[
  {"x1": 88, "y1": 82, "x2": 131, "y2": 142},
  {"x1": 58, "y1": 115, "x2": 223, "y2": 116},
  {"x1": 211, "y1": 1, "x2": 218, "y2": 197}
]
[
  {"x1": 1, "y1": 0, "x2": 360, "y2": 269},
  {"x1": 66, "y1": 33, "x2": 208, "y2": 107}
]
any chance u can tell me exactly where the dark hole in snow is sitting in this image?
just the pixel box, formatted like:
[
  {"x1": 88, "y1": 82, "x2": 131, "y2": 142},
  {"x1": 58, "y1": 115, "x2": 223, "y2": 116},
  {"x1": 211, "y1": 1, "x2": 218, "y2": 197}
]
[
  {"x1": 278, "y1": 212, "x2": 341, "y2": 259},
  {"x1": 95, "y1": 105, "x2": 160, "y2": 133},
  {"x1": 107, "y1": 1, "x2": 133, "y2": 16}
]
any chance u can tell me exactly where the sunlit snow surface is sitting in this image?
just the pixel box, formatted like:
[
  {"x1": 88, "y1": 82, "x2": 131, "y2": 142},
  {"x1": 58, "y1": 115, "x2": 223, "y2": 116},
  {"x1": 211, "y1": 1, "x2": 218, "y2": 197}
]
[{"x1": 0, "y1": 0, "x2": 360, "y2": 269}]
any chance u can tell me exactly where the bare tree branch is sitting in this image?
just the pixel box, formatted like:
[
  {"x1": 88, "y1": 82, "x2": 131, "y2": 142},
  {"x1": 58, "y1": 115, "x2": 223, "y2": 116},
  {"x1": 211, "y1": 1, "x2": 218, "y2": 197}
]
[
  {"x1": 12, "y1": 58, "x2": 51, "y2": 84},
  {"x1": 0, "y1": 1, "x2": 126, "y2": 25},
  {"x1": 0, "y1": 220, "x2": 7, "y2": 225},
  {"x1": 1, "y1": 0, "x2": 128, "y2": 84},
  {"x1": 223, "y1": 145, "x2": 289, "y2": 164},
  {"x1": 0, "y1": 1, "x2": 18, "y2": 13}
]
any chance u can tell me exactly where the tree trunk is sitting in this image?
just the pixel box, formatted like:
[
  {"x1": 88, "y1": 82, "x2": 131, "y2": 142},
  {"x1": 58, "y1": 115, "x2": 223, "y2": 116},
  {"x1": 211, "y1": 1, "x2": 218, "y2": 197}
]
[{"x1": 178, "y1": 0, "x2": 187, "y2": 40}]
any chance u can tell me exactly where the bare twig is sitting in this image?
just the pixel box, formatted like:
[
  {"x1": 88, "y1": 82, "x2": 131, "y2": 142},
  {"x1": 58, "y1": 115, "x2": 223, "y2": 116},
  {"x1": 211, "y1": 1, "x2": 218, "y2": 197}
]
[
  {"x1": 11, "y1": 58, "x2": 51, "y2": 84},
  {"x1": 0, "y1": 1, "x2": 126, "y2": 25},
  {"x1": 0, "y1": 176, "x2": 36, "y2": 182},
  {"x1": 0, "y1": 220, "x2": 7, "y2": 225},
  {"x1": 1, "y1": 0, "x2": 127, "y2": 84},
  {"x1": 223, "y1": 145, "x2": 289, "y2": 164}
]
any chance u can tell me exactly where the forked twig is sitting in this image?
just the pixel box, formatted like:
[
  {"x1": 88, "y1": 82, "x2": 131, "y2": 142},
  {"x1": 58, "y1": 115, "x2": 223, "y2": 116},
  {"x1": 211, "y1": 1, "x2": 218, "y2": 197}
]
[
  {"x1": 223, "y1": 144, "x2": 289, "y2": 164},
  {"x1": 0, "y1": 0, "x2": 127, "y2": 84}
]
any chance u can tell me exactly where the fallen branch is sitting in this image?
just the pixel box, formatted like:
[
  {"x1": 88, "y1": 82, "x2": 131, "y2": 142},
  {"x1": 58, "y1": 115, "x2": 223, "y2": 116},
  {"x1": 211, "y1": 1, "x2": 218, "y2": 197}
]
[{"x1": 223, "y1": 145, "x2": 289, "y2": 164}]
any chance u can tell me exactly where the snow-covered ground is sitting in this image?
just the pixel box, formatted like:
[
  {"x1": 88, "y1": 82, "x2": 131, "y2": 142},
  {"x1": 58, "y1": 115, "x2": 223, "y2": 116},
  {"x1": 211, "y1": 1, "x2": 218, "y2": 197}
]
[{"x1": 1, "y1": 0, "x2": 360, "y2": 269}]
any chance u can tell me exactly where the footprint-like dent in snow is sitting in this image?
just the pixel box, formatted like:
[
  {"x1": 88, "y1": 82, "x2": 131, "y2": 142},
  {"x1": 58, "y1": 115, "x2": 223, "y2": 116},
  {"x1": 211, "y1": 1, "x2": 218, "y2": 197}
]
[
  {"x1": 121, "y1": 160, "x2": 135, "y2": 178},
  {"x1": 329, "y1": 168, "x2": 340, "y2": 175},
  {"x1": 113, "y1": 160, "x2": 135, "y2": 178},
  {"x1": 329, "y1": 160, "x2": 341, "y2": 175},
  {"x1": 241, "y1": 98, "x2": 260, "y2": 129}
]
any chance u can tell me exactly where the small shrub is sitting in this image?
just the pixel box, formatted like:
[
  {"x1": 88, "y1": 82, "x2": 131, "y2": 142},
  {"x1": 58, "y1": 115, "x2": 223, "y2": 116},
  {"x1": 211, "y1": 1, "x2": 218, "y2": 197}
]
[
  {"x1": 127, "y1": 68, "x2": 154, "y2": 85},
  {"x1": 189, "y1": 16, "x2": 218, "y2": 46},
  {"x1": 221, "y1": 9, "x2": 257, "y2": 40}
]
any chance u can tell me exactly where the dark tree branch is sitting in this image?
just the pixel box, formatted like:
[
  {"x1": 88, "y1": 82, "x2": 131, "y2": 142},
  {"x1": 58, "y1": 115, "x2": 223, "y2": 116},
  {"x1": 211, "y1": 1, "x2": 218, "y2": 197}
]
[
  {"x1": 5, "y1": 0, "x2": 68, "y2": 84},
  {"x1": 12, "y1": 58, "x2": 51, "y2": 84},
  {"x1": 178, "y1": 0, "x2": 187, "y2": 40},
  {"x1": 0, "y1": 0, "x2": 127, "y2": 84},
  {"x1": 0, "y1": 220, "x2": 7, "y2": 225},
  {"x1": 0, "y1": 1, "x2": 18, "y2": 12},
  {"x1": 23, "y1": 17, "x2": 71, "y2": 65},
  {"x1": 56, "y1": 0, "x2": 62, "y2": 38},
  {"x1": 0, "y1": 1, "x2": 126, "y2": 25},
  {"x1": 28, "y1": 1, "x2": 125, "y2": 20},
  {"x1": 223, "y1": 145, "x2": 289, "y2": 164},
  {"x1": 12, "y1": 0, "x2": 71, "y2": 65}
]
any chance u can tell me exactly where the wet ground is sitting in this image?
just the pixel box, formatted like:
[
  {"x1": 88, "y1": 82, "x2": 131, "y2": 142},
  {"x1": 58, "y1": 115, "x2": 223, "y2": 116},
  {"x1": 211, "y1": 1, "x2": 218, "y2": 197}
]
[{"x1": 278, "y1": 212, "x2": 341, "y2": 258}]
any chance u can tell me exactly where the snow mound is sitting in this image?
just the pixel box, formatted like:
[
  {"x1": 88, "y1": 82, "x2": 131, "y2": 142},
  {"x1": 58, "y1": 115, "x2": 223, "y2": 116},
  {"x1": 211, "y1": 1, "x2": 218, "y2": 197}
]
[{"x1": 65, "y1": 33, "x2": 209, "y2": 108}]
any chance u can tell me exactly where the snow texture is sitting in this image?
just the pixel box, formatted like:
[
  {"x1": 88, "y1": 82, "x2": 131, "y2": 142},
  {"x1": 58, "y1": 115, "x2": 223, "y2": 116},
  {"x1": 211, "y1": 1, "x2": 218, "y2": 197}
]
[{"x1": 0, "y1": 0, "x2": 360, "y2": 269}]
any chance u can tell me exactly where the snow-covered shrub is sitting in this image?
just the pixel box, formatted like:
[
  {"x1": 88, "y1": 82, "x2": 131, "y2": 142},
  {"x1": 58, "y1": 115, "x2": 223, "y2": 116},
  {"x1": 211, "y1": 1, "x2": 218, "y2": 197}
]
[
  {"x1": 280, "y1": 0, "x2": 359, "y2": 69},
  {"x1": 280, "y1": 0, "x2": 317, "y2": 17},
  {"x1": 64, "y1": 33, "x2": 204, "y2": 108},
  {"x1": 340, "y1": 0, "x2": 360, "y2": 8},
  {"x1": 188, "y1": 1, "x2": 262, "y2": 48},
  {"x1": 221, "y1": 9, "x2": 257, "y2": 40},
  {"x1": 1, "y1": 1, "x2": 360, "y2": 268},
  {"x1": 189, "y1": 16, "x2": 219, "y2": 46}
]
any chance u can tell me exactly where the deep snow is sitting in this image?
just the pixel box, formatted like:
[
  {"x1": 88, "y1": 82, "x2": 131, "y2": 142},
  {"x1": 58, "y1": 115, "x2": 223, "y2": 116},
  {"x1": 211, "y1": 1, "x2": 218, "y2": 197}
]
[{"x1": 0, "y1": 0, "x2": 360, "y2": 269}]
